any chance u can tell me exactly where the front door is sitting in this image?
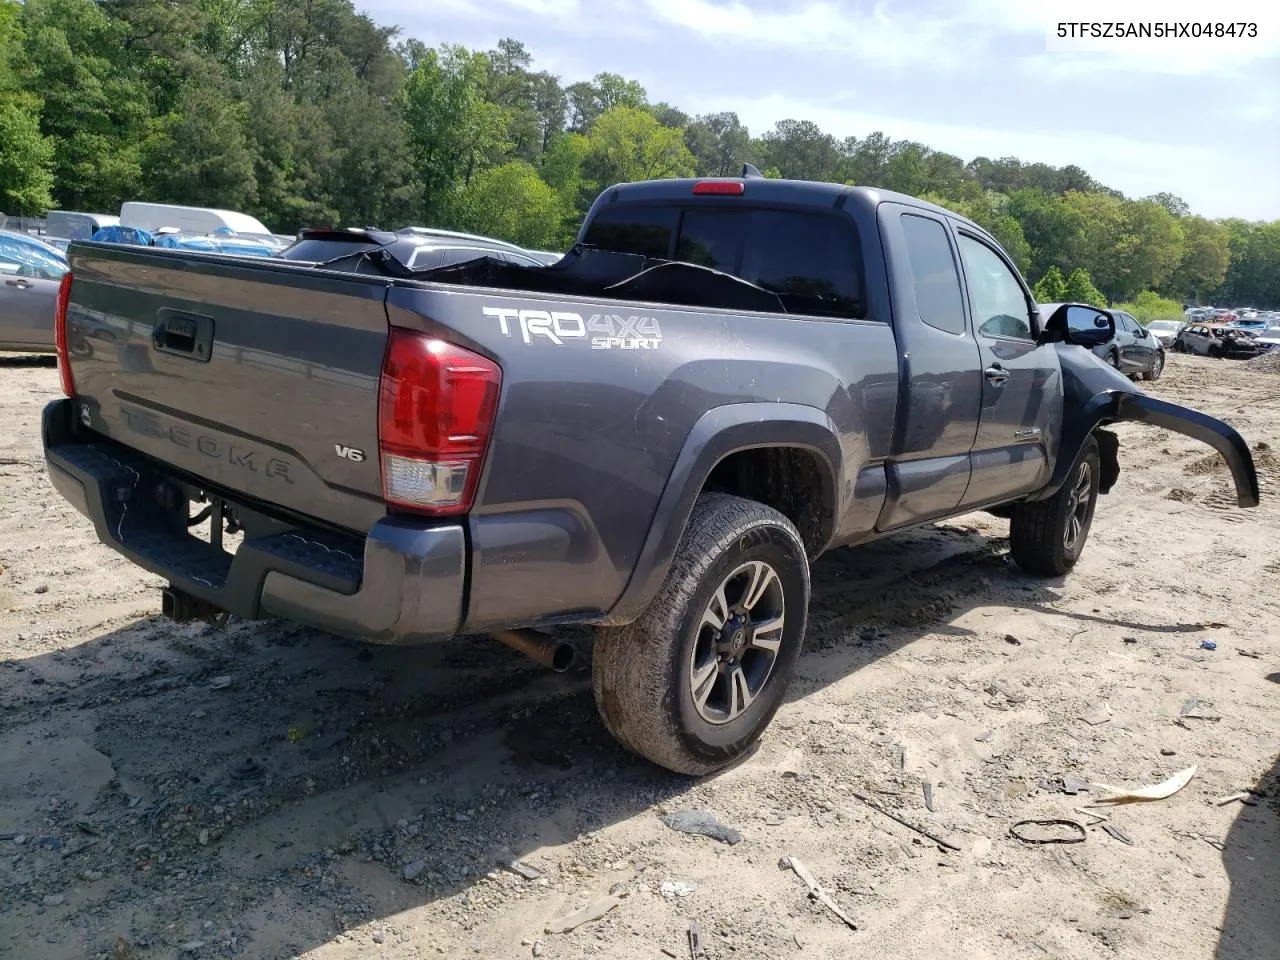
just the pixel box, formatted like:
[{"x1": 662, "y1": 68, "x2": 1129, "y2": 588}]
[{"x1": 954, "y1": 230, "x2": 1063, "y2": 508}]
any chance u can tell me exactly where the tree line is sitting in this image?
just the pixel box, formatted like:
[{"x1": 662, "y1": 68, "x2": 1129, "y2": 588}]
[{"x1": 1, "y1": 0, "x2": 1277, "y2": 309}]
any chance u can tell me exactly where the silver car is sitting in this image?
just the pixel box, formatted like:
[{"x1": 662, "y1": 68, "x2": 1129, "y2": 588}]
[
  {"x1": 0, "y1": 229, "x2": 68, "y2": 354},
  {"x1": 1145, "y1": 319, "x2": 1184, "y2": 347}
]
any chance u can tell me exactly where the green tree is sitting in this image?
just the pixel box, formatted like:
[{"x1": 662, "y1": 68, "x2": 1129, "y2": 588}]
[
  {"x1": 142, "y1": 83, "x2": 256, "y2": 210},
  {"x1": 1033, "y1": 265, "x2": 1067, "y2": 302},
  {"x1": 0, "y1": 99, "x2": 55, "y2": 214},
  {"x1": 684, "y1": 112, "x2": 753, "y2": 177},
  {"x1": 401, "y1": 44, "x2": 508, "y2": 223},
  {"x1": 1064, "y1": 267, "x2": 1106, "y2": 307},
  {"x1": 1172, "y1": 215, "x2": 1229, "y2": 301},
  {"x1": 566, "y1": 72, "x2": 646, "y2": 131},
  {"x1": 758, "y1": 118, "x2": 841, "y2": 182},
  {"x1": 453, "y1": 160, "x2": 562, "y2": 249},
  {"x1": 582, "y1": 106, "x2": 695, "y2": 188}
]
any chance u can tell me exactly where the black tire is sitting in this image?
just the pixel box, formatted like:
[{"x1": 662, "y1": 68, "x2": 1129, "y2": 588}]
[
  {"x1": 1008, "y1": 436, "x2": 1101, "y2": 577},
  {"x1": 1142, "y1": 350, "x2": 1164, "y2": 381},
  {"x1": 1105, "y1": 350, "x2": 1120, "y2": 369},
  {"x1": 591, "y1": 493, "x2": 810, "y2": 776}
]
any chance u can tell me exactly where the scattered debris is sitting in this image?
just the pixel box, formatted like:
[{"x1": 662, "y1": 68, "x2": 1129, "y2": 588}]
[
  {"x1": 1004, "y1": 634, "x2": 1021, "y2": 646},
  {"x1": 209, "y1": 675, "x2": 233, "y2": 690},
  {"x1": 687, "y1": 921, "x2": 702, "y2": 959},
  {"x1": 73, "y1": 818, "x2": 102, "y2": 837},
  {"x1": 1200, "y1": 640, "x2": 1218, "y2": 651},
  {"x1": 1122, "y1": 636, "x2": 1138, "y2": 645},
  {"x1": 661, "y1": 810, "x2": 742, "y2": 845},
  {"x1": 1091, "y1": 765, "x2": 1198, "y2": 804},
  {"x1": 36, "y1": 836, "x2": 61, "y2": 852},
  {"x1": 1161, "y1": 748, "x2": 1177, "y2": 757},
  {"x1": 779, "y1": 856, "x2": 858, "y2": 930},
  {"x1": 113, "y1": 937, "x2": 136, "y2": 960},
  {"x1": 659, "y1": 879, "x2": 698, "y2": 899},
  {"x1": 1060, "y1": 776, "x2": 1090, "y2": 796},
  {"x1": 504, "y1": 859, "x2": 544, "y2": 881},
  {"x1": 1178, "y1": 698, "x2": 1220, "y2": 721},
  {"x1": 1078, "y1": 703, "x2": 1113, "y2": 726},
  {"x1": 1213, "y1": 792, "x2": 1257, "y2": 807},
  {"x1": 1101, "y1": 824, "x2": 1134, "y2": 845},
  {"x1": 851, "y1": 790, "x2": 961, "y2": 851},
  {"x1": 975, "y1": 730, "x2": 994, "y2": 742},
  {"x1": 1009, "y1": 819, "x2": 1087, "y2": 845},
  {"x1": 532, "y1": 941, "x2": 545, "y2": 957},
  {"x1": 922, "y1": 781, "x2": 935, "y2": 813},
  {"x1": 42, "y1": 892, "x2": 65, "y2": 907},
  {"x1": 661, "y1": 949, "x2": 678, "y2": 959},
  {"x1": 544, "y1": 895, "x2": 623, "y2": 934},
  {"x1": 1238, "y1": 649, "x2": 1263, "y2": 659}
]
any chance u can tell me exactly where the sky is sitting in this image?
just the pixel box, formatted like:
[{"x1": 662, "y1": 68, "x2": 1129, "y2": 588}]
[{"x1": 358, "y1": 0, "x2": 1280, "y2": 220}]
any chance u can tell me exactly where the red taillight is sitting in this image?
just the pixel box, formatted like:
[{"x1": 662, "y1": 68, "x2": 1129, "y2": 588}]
[
  {"x1": 692, "y1": 180, "x2": 745, "y2": 196},
  {"x1": 377, "y1": 329, "x2": 502, "y2": 516},
  {"x1": 54, "y1": 272, "x2": 75, "y2": 397}
]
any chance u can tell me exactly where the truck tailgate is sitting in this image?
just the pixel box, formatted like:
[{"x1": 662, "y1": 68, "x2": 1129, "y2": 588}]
[{"x1": 65, "y1": 244, "x2": 391, "y2": 533}]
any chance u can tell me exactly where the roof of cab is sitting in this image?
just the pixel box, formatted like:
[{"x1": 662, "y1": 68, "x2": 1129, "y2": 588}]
[{"x1": 591, "y1": 177, "x2": 992, "y2": 239}]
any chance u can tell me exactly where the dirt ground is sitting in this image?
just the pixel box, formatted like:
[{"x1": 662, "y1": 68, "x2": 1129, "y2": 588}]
[{"x1": 1, "y1": 352, "x2": 1277, "y2": 960}]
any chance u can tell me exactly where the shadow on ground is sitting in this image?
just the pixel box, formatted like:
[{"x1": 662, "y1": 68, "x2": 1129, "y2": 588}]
[
  {"x1": 0, "y1": 355, "x2": 56, "y2": 368},
  {"x1": 1216, "y1": 754, "x2": 1280, "y2": 960},
  {"x1": 0, "y1": 521, "x2": 1062, "y2": 958}
]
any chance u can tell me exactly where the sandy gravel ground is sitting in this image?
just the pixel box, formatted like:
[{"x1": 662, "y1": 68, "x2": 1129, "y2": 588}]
[{"x1": 0, "y1": 352, "x2": 1277, "y2": 960}]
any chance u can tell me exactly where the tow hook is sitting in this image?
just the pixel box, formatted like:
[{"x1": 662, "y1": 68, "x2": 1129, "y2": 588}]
[
  {"x1": 161, "y1": 585, "x2": 230, "y2": 627},
  {"x1": 491, "y1": 629, "x2": 576, "y2": 672}
]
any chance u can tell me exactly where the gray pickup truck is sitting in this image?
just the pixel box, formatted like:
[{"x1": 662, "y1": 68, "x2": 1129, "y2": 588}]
[{"x1": 42, "y1": 173, "x2": 1259, "y2": 775}]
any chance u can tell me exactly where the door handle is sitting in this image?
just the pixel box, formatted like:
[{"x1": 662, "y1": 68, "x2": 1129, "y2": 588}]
[
  {"x1": 984, "y1": 364, "x2": 1010, "y2": 385},
  {"x1": 4, "y1": 278, "x2": 30, "y2": 289}
]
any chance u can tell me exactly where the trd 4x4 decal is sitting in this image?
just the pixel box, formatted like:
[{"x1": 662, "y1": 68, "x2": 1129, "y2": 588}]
[{"x1": 483, "y1": 306, "x2": 662, "y2": 350}]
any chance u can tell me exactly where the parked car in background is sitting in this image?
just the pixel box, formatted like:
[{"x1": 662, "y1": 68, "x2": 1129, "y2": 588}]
[
  {"x1": 0, "y1": 229, "x2": 68, "y2": 353},
  {"x1": 119, "y1": 202, "x2": 273, "y2": 239},
  {"x1": 1230, "y1": 318, "x2": 1269, "y2": 335},
  {"x1": 1045, "y1": 305, "x2": 1163, "y2": 379},
  {"x1": 525, "y1": 250, "x2": 565, "y2": 265},
  {"x1": 1145, "y1": 319, "x2": 1184, "y2": 347},
  {"x1": 277, "y1": 227, "x2": 546, "y2": 268},
  {"x1": 1175, "y1": 323, "x2": 1261, "y2": 359},
  {"x1": 45, "y1": 211, "x2": 120, "y2": 247}
]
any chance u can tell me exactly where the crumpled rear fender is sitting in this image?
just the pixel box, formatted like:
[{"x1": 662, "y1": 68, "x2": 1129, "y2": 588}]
[{"x1": 1032, "y1": 344, "x2": 1259, "y2": 508}]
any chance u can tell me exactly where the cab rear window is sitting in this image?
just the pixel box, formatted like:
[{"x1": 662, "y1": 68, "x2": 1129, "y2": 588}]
[{"x1": 581, "y1": 203, "x2": 864, "y2": 319}]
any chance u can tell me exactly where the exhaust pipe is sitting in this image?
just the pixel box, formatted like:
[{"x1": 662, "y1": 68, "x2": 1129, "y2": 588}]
[{"x1": 492, "y1": 629, "x2": 576, "y2": 672}]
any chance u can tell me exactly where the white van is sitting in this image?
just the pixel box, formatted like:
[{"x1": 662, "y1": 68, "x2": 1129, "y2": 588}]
[{"x1": 118, "y1": 202, "x2": 271, "y2": 237}]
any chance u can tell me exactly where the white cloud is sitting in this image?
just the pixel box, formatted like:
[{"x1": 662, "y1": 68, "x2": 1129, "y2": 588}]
[{"x1": 686, "y1": 90, "x2": 1278, "y2": 218}]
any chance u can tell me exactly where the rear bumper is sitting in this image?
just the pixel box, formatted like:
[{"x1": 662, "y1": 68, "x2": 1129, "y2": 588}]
[{"x1": 41, "y1": 399, "x2": 465, "y2": 644}]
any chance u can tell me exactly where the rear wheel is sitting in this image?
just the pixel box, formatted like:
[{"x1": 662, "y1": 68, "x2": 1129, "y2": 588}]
[
  {"x1": 1008, "y1": 436, "x2": 1100, "y2": 577},
  {"x1": 591, "y1": 493, "x2": 809, "y2": 776}
]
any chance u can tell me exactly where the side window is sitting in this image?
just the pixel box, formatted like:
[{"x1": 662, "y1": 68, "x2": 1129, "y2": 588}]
[
  {"x1": 407, "y1": 248, "x2": 442, "y2": 270},
  {"x1": 956, "y1": 234, "x2": 1033, "y2": 340},
  {"x1": 581, "y1": 205, "x2": 677, "y2": 259},
  {"x1": 676, "y1": 209, "x2": 745, "y2": 271},
  {"x1": 900, "y1": 214, "x2": 965, "y2": 335},
  {"x1": 738, "y1": 210, "x2": 863, "y2": 319},
  {"x1": 438, "y1": 248, "x2": 486, "y2": 267}
]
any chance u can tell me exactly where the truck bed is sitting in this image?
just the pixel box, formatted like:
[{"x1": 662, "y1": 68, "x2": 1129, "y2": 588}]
[{"x1": 53, "y1": 241, "x2": 899, "y2": 637}]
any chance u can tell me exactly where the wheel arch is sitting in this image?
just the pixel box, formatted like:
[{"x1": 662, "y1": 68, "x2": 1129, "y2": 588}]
[{"x1": 603, "y1": 403, "x2": 843, "y2": 625}]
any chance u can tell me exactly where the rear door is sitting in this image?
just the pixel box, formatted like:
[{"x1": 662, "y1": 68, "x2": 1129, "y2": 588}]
[
  {"x1": 0, "y1": 236, "x2": 65, "y2": 349},
  {"x1": 953, "y1": 228, "x2": 1062, "y2": 508}
]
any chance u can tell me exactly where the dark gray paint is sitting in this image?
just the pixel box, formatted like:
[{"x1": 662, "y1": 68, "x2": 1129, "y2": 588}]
[{"x1": 47, "y1": 178, "x2": 1261, "y2": 645}]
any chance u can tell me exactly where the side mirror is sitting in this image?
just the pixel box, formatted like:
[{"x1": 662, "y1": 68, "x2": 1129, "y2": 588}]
[{"x1": 1040, "y1": 303, "x2": 1116, "y2": 347}]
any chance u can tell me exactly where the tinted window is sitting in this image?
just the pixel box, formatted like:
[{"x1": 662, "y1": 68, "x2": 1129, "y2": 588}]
[
  {"x1": 676, "y1": 209, "x2": 745, "y2": 271},
  {"x1": 437, "y1": 248, "x2": 489, "y2": 267},
  {"x1": 957, "y1": 234, "x2": 1032, "y2": 340},
  {"x1": 900, "y1": 214, "x2": 965, "y2": 334},
  {"x1": 739, "y1": 211, "x2": 862, "y2": 318},
  {"x1": 582, "y1": 205, "x2": 677, "y2": 258}
]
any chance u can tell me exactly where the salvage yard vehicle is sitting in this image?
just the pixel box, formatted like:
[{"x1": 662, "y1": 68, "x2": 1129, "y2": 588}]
[
  {"x1": 1176, "y1": 322, "x2": 1262, "y2": 359},
  {"x1": 42, "y1": 174, "x2": 1260, "y2": 775},
  {"x1": 0, "y1": 229, "x2": 68, "y2": 354},
  {"x1": 1144, "y1": 319, "x2": 1184, "y2": 348},
  {"x1": 1063, "y1": 305, "x2": 1164, "y2": 381}
]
